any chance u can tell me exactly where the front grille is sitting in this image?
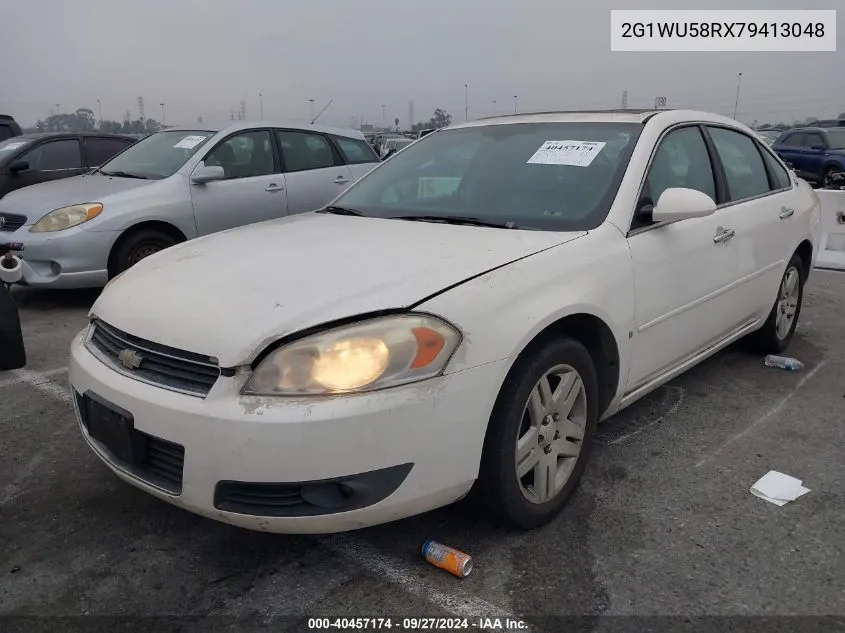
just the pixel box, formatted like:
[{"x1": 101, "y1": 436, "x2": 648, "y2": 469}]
[
  {"x1": 0, "y1": 213, "x2": 26, "y2": 232},
  {"x1": 215, "y1": 482, "x2": 311, "y2": 516},
  {"x1": 145, "y1": 437, "x2": 186, "y2": 491},
  {"x1": 87, "y1": 320, "x2": 220, "y2": 397}
]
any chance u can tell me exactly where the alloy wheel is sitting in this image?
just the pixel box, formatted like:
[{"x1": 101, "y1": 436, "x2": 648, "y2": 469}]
[
  {"x1": 776, "y1": 266, "x2": 800, "y2": 340},
  {"x1": 515, "y1": 364, "x2": 588, "y2": 504}
]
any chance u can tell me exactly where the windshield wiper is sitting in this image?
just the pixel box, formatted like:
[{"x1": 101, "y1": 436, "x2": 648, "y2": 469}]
[
  {"x1": 99, "y1": 170, "x2": 148, "y2": 180},
  {"x1": 391, "y1": 214, "x2": 518, "y2": 229},
  {"x1": 319, "y1": 205, "x2": 364, "y2": 216}
]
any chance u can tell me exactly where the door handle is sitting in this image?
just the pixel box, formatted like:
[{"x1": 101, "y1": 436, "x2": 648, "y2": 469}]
[
  {"x1": 779, "y1": 206, "x2": 794, "y2": 219},
  {"x1": 334, "y1": 176, "x2": 350, "y2": 184},
  {"x1": 265, "y1": 183, "x2": 284, "y2": 192},
  {"x1": 713, "y1": 227, "x2": 735, "y2": 243}
]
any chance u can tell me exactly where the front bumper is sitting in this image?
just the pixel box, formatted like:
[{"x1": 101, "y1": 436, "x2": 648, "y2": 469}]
[
  {"x1": 6, "y1": 226, "x2": 116, "y2": 289},
  {"x1": 69, "y1": 328, "x2": 509, "y2": 533}
]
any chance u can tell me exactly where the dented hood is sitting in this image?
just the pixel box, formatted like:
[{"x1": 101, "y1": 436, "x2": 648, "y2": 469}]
[{"x1": 91, "y1": 212, "x2": 584, "y2": 366}]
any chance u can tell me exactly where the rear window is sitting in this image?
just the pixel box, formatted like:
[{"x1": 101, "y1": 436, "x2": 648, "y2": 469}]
[
  {"x1": 333, "y1": 136, "x2": 379, "y2": 164},
  {"x1": 826, "y1": 129, "x2": 845, "y2": 150}
]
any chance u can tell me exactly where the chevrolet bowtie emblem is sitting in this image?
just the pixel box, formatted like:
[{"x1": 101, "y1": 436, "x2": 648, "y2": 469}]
[
  {"x1": 118, "y1": 348, "x2": 143, "y2": 370},
  {"x1": 0, "y1": 217, "x2": 6, "y2": 228}
]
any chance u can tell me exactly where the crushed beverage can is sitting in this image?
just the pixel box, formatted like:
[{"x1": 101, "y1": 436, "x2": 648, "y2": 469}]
[{"x1": 421, "y1": 540, "x2": 473, "y2": 578}]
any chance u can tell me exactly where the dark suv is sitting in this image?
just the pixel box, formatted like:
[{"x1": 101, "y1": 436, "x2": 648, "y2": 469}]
[
  {"x1": 0, "y1": 132, "x2": 136, "y2": 198},
  {"x1": 0, "y1": 115, "x2": 22, "y2": 142},
  {"x1": 772, "y1": 127, "x2": 845, "y2": 187}
]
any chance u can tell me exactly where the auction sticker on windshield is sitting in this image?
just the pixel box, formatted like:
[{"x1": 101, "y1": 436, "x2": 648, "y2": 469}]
[
  {"x1": 174, "y1": 135, "x2": 208, "y2": 149},
  {"x1": 0, "y1": 142, "x2": 27, "y2": 152},
  {"x1": 527, "y1": 140, "x2": 607, "y2": 167}
]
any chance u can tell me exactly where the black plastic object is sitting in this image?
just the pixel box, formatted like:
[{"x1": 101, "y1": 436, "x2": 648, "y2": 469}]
[
  {"x1": 0, "y1": 283, "x2": 25, "y2": 370},
  {"x1": 214, "y1": 463, "x2": 414, "y2": 517}
]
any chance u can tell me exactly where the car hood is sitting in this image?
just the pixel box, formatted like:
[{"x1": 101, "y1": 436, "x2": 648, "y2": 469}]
[
  {"x1": 0, "y1": 173, "x2": 155, "y2": 223},
  {"x1": 92, "y1": 213, "x2": 586, "y2": 366}
]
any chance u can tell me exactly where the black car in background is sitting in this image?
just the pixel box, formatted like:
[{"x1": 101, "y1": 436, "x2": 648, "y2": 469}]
[
  {"x1": 0, "y1": 132, "x2": 136, "y2": 199},
  {"x1": 0, "y1": 115, "x2": 22, "y2": 141}
]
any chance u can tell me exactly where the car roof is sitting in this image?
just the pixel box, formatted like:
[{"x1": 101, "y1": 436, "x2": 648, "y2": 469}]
[
  {"x1": 16, "y1": 132, "x2": 135, "y2": 140},
  {"x1": 452, "y1": 109, "x2": 742, "y2": 128},
  {"x1": 161, "y1": 120, "x2": 366, "y2": 140}
]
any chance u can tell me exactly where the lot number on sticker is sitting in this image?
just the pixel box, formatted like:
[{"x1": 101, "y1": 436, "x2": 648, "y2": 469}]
[
  {"x1": 527, "y1": 140, "x2": 607, "y2": 167},
  {"x1": 0, "y1": 142, "x2": 27, "y2": 152},
  {"x1": 174, "y1": 135, "x2": 208, "y2": 149}
]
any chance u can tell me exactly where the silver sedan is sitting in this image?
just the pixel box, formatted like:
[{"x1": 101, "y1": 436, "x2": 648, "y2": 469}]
[{"x1": 0, "y1": 121, "x2": 379, "y2": 289}]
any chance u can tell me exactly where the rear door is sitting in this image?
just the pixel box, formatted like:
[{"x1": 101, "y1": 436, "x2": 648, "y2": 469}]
[
  {"x1": 189, "y1": 128, "x2": 288, "y2": 235},
  {"x1": 83, "y1": 136, "x2": 134, "y2": 169},
  {"x1": 774, "y1": 133, "x2": 807, "y2": 178},
  {"x1": 7, "y1": 137, "x2": 86, "y2": 193},
  {"x1": 330, "y1": 134, "x2": 381, "y2": 180},
  {"x1": 275, "y1": 129, "x2": 355, "y2": 214}
]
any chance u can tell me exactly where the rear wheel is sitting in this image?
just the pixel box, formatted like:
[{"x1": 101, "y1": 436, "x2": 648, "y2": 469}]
[
  {"x1": 109, "y1": 229, "x2": 177, "y2": 277},
  {"x1": 746, "y1": 254, "x2": 804, "y2": 353},
  {"x1": 476, "y1": 336, "x2": 598, "y2": 529}
]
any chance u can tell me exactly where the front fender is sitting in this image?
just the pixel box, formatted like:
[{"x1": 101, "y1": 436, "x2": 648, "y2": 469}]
[{"x1": 418, "y1": 224, "x2": 636, "y2": 405}]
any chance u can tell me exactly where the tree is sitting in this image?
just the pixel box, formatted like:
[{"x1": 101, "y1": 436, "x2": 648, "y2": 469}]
[
  {"x1": 410, "y1": 108, "x2": 453, "y2": 133},
  {"x1": 838, "y1": 112, "x2": 845, "y2": 119}
]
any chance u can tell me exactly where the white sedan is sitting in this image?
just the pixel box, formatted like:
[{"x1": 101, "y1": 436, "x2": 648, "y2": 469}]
[{"x1": 69, "y1": 109, "x2": 821, "y2": 533}]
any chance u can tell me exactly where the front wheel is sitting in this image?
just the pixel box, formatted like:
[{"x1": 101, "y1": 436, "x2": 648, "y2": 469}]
[
  {"x1": 823, "y1": 165, "x2": 843, "y2": 188},
  {"x1": 745, "y1": 254, "x2": 805, "y2": 353},
  {"x1": 476, "y1": 336, "x2": 599, "y2": 529},
  {"x1": 109, "y1": 229, "x2": 177, "y2": 277}
]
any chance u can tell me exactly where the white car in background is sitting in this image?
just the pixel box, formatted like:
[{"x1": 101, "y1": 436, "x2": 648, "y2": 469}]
[{"x1": 70, "y1": 109, "x2": 820, "y2": 533}]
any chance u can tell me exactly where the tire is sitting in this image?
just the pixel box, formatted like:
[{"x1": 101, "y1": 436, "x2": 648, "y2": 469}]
[
  {"x1": 745, "y1": 254, "x2": 804, "y2": 354},
  {"x1": 823, "y1": 165, "x2": 843, "y2": 188},
  {"x1": 109, "y1": 229, "x2": 177, "y2": 277},
  {"x1": 476, "y1": 336, "x2": 599, "y2": 529}
]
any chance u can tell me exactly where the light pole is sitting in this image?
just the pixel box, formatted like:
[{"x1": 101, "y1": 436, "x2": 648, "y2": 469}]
[
  {"x1": 259, "y1": 92, "x2": 264, "y2": 119},
  {"x1": 309, "y1": 98, "x2": 315, "y2": 123},
  {"x1": 55, "y1": 103, "x2": 60, "y2": 115},
  {"x1": 381, "y1": 104, "x2": 386, "y2": 129},
  {"x1": 514, "y1": 95, "x2": 518, "y2": 114},
  {"x1": 96, "y1": 99, "x2": 102, "y2": 128},
  {"x1": 733, "y1": 72, "x2": 743, "y2": 120},
  {"x1": 159, "y1": 103, "x2": 166, "y2": 127},
  {"x1": 465, "y1": 83, "x2": 468, "y2": 122}
]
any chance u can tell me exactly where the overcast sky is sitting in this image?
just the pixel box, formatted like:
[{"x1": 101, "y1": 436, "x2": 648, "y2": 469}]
[{"x1": 1, "y1": 0, "x2": 842, "y2": 128}]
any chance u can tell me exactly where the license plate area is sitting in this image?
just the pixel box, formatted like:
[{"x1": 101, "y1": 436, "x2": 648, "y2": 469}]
[{"x1": 82, "y1": 392, "x2": 146, "y2": 466}]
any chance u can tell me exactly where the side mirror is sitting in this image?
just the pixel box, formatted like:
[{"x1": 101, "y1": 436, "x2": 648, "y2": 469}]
[
  {"x1": 8, "y1": 160, "x2": 29, "y2": 174},
  {"x1": 190, "y1": 164, "x2": 225, "y2": 184},
  {"x1": 810, "y1": 144, "x2": 826, "y2": 152},
  {"x1": 652, "y1": 188, "x2": 717, "y2": 223}
]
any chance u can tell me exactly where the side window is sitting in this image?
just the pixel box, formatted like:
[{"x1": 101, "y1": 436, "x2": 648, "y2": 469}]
[
  {"x1": 707, "y1": 127, "x2": 770, "y2": 201},
  {"x1": 639, "y1": 126, "x2": 715, "y2": 219},
  {"x1": 804, "y1": 133, "x2": 825, "y2": 148},
  {"x1": 19, "y1": 139, "x2": 82, "y2": 170},
  {"x1": 0, "y1": 125, "x2": 12, "y2": 141},
  {"x1": 85, "y1": 138, "x2": 132, "y2": 166},
  {"x1": 783, "y1": 133, "x2": 805, "y2": 147},
  {"x1": 759, "y1": 146, "x2": 792, "y2": 190},
  {"x1": 333, "y1": 136, "x2": 379, "y2": 164},
  {"x1": 204, "y1": 130, "x2": 275, "y2": 179},
  {"x1": 276, "y1": 130, "x2": 337, "y2": 172}
]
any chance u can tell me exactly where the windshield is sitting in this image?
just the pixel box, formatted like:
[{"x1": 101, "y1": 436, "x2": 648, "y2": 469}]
[
  {"x1": 826, "y1": 129, "x2": 845, "y2": 150},
  {"x1": 335, "y1": 122, "x2": 642, "y2": 231},
  {"x1": 0, "y1": 137, "x2": 33, "y2": 154},
  {"x1": 98, "y1": 130, "x2": 214, "y2": 179}
]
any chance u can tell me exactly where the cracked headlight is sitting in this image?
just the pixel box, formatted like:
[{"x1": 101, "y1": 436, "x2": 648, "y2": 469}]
[{"x1": 243, "y1": 314, "x2": 461, "y2": 396}]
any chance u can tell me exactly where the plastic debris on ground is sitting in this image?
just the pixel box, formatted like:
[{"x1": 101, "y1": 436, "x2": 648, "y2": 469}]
[
  {"x1": 764, "y1": 355, "x2": 804, "y2": 371},
  {"x1": 750, "y1": 470, "x2": 811, "y2": 506}
]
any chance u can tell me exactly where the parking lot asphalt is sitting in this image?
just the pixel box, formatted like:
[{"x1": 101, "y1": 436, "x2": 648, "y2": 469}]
[{"x1": 1, "y1": 271, "x2": 844, "y2": 633}]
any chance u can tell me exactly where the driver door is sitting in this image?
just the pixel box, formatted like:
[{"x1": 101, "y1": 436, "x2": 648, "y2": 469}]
[{"x1": 625, "y1": 125, "x2": 743, "y2": 390}]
